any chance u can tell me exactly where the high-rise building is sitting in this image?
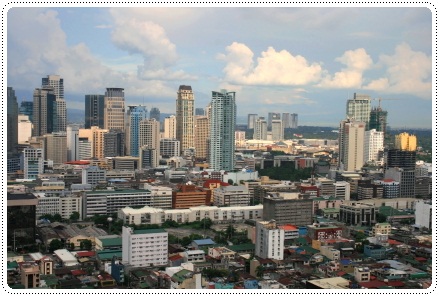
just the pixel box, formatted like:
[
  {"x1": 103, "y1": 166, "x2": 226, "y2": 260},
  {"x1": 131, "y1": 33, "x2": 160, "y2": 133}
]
[
  {"x1": 195, "y1": 108, "x2": 205, "y2": 116},
  {"x1": 85, "y1": 94, "x2": 105, "y2": 129},
  {"x1": 346, "y1": 93, "x2": 371, "y2": 129},
  {"x1": 32, "y1": 87, "x2": 56, "y2": 136},
  {"x1": 253, "y1": 117, "x2": 267, "y2": 140},
  {"x1": 150, "y1": 107, "x2": 160, "y2": 121},
  {"x1": 139, "y1": 119, "x2": 160, "y2": 168},
  {"x1": 209, "y1": 90, "x2": 236, "y2": 171},
  {"x1": 160, "y1": 138, "x2": 180, "y2": 158},
  {"x1": 18, "y1": 115, "x2": 33, "y2": 144},
  {"x1": 163, "y1": 115, "x2": 177, "y2": 139},
  {"x1": 255, "y1": 220, "x2": 285, "y2": 260},
  {"x1": 79, "y1": 126, "x2": 109, "y2": 159},
  {"x1": 42, "y1": 75, "x2": 66, "y2": 132},
  {"x1": 268, "y1": 112, "x2": 281, "y2": 130},
  {"x1": 291, "y1": 113, "x2": 298, "y2": 129},
  {"x1": 262, "y1": 193, "x2": 314, "y2": 226},
  {"x1": 176, "y1": 85, "x2": 195, "y2": 153},
  {"x1": 78, "y1": 137, "x2": 92, "y2": 160},
  {"x1": 364, "y1": 129, "x2": 384, "y2": 164},
  {"x1": 19, "y1": 101, "x2": 33, "y2": 122},
  {"x1": 395, "y1": 132, "x2": 417, "y2": 151},
  {"x1": 127, "y1": 105, "x2": 148, "y2": 157},
  {"x1": 385, "y1": 149, "x2": 416, "y2": 170},
  {"x1": 7, "y1": 87, "x2": 19, "y2": 156},
  {"x1": 384, "y1": 149, "x2": 416, "y2": 198},
  {"x1": 104, "y1": 130, "x2": 125, "y2": 157},
  {"x1": 338, "y1": 118, "x2": 365, "y2": 171},
  {"x1": 194, "y1": 115, "x2": 209, "y2": 160},
  {"x1": 23, "y1": 147, "x2": 44, "y2": 179},
  {"x1": 66, "y1": 124, "x2": 80, "y2": 161},
  {"x1": 45, "y1": 132, "x2": 67, "y2": 165},
  {"x1": 369, "y1": 107, "x2": 387, "y2": 135},
  {"x1": 271, "y1": 119, "x2": 284, "y2": 141},
  {"x1": 281, "y1": 113, "x2": 292, "y2": 129},
  {"x1": 247, "y1": 114, "x2": 258, "y2": 129},
  {"x1": 104, "y1": 88, "x2": 125, "y2": 131}
]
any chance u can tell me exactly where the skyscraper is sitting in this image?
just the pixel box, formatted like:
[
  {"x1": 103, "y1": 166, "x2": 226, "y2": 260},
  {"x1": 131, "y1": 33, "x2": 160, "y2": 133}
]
[
  {"x1": 209, "y1": 90, "x2": 236, "y2": 171},
  {"x1": 23, "y1": 147, "x2": 44, "y2": 179},
  {"x1": 281, "y1": 113, "x2": 292, "y2": 129},
  {"x1": 395, "y1": 132, "x2": 417, "y2": 151},
  {"x1": 346, "y1": 93, "x2": 371, "y2": 129},
  {"x1": 139, "y1": 119, "x2": 160, "y2": 168},
  {"x1": 369, "y1": 107, "x2": 388, "y2": 134},
  {"x1": 104, "y1": 88, "x2": 125, "y2": 131},
  {"x1": 176, "y1": 85, "x2": 195, "y2": 153},
  {"x1": 194, "y1": 115, "x2": 209, "y2": 160},
  {"x1": 7, "y1": 87, "x2": 19, "y2": 156},
  {"x1": 364, "y1": 129, "x2": 384, "y2": 164},
  {"x1": 19, "y1": 101, "x2": 33, "y2": 122},
  {"x1": 85, "y1": 94, "x2": 105, "y2": 129},
  {"x1": 45, "y1": 132, "x2": 67, "y2": 165},
  {"x1": 163, "y1": 115, "x2": 177, "y2": 139},
  {"x1": 32, "y1": 87, "x2": 56, "y2": 136},
  {"x1": 271, "y1": 119, "x2": 284, "y2": 141},
  {"x1": 66, "y1": 124, "x2": 80, "y2": 161},
  {"x1": 254, "y1": 117, "x2": 267, "y2": 140},
  {"x1": 42, "y1": 75, "x2": 66, "y2": 132},
  {"x1": 338, "y1": 118, "x2": 365, "y2": 171},
  {"x1": 127, "y1": 105, "x2": 148, "y2": 157},
  {"x1": 291, "y1": 113, "x2": 298, "y2": 129},
  {"x1": 247, "y1": 114, "x2": 258, "y2": 129},
  {"x1": 104, "y1": 130, "x2": 125, "y2": 157},
  {"x1": 150, "y1": 107, "x2": 160, "y2": 121},
  {"x1": 268, "y1": 112, "x2": 281, "y2": 130}
]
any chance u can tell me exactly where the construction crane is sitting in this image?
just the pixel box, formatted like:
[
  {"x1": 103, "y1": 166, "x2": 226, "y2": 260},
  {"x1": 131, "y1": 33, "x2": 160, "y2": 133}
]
[{"x1": 372, "y1": 98, "x2": 401, "y2": 109}]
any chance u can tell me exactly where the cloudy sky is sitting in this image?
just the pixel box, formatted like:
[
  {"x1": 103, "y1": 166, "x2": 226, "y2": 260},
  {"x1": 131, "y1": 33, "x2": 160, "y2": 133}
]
[{"x1": 7, "y1": 6, "x2": 433, "y2": 128}]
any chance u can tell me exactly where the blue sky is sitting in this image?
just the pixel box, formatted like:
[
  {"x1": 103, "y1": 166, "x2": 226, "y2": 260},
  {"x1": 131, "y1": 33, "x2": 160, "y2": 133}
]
[{"x1": 6, "y1": 6, "x2": 433, "y2": 128}]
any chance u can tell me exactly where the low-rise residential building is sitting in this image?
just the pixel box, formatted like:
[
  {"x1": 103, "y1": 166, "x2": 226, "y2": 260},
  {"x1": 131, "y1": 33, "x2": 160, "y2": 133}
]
[{"x1": 182, "y1": 250, "x2": 205, "y2": 263}]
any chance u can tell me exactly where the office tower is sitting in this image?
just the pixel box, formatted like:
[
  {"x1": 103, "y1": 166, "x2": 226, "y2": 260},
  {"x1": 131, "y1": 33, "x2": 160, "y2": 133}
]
[
  {"x1": 66, "y1": 124, "x2": 80, "y2": 161},
  {"x1": 104, "y1": 130, "x2": 125, "y2": 157},
  {"x1": 268, "y1": 112, "x2": 281, "y2": 130},
  {"x1": 194, "y1": 115, "x2": 209, "y2": 160},
  {"x1": 160, "y1": 138, "x2": 180, "y2": 158},
  {"x1": 271, "y1": 119, "x2": 284, "y2": 141},
  {"x1": 104, "y1": 88, "x2": 125, "y2": 130},
  {"x1": 19, "y1": 101, "x2": 33, "y2": 122},
  {"x1": 42, "y1": 75, "x2": 66, "y2": 132},
  {"x1": 163, "y1": 115, "x2": 177, "y2": 139},
  {"x1": 78, "y1": 137, "x2": 92, "y2": 160},
  {"x1": 395, "y1": 132, "x2": 417, "y2": 151},
  {"x1": 176, "y1": 85, "x2": 195, "y2": 153},
  {"x1": 291, "y1": 113, "x2": 298, "y2": 129},
  {"x1": 247, "y1": 114, "x2": 258, "y2": 129},
  {"x1": 195, "y1": 108, "x2": 205, "y2": 116},
  {"x1": 139, "y1": 119, "x2": 160, "y2": 168},
  {"x1": 18, "y1": 115, "x2": 33, "y2": 144},
  {"x1": 32, "y1": 87, "x2": 56, "y2": 137},
  {"x1": 385, "y1": 149, "x2": 416, "y2": 170},
  {"x1": 364, "y1": 129, "x2": 384, "y2": 164},
  {"x1": 209, "y1": 90, "x2": 236, "y2": 171},
  {"x1": 253, "y1": 117, "x2": 268, "y2": 140},
  {"x1": 79, "y1": 126, "x2": 109, "y2": 159},
  {"x1": 85, "y1": 94, "x2": 105, "y2": 129},
  {"x1": 23, "y1": 147, "x2": 44, "y2": 179},
  {"x1": 338, "y1": 118, "x2": 365, "y2": 171},
  {"x1": 45, "y1": 132, "x2": 67, "y2": 165},
  {"x1": 281, "y1": 113, "x2": 291, "y2": 129},
  {"x1": 262, "y1": 193, "x2": 314, "y2": 226},
  {"x1": 384, "y1": 148, "x2": 416, "y2": 198},
  {"x1": 255, "y1": 220, "x2": 285, "y2": 260},
  {"x1": 369, "y1": 107, "x2": 388, "y2": 134},
  {"x1": 127, "y1": 105, "x2": 148, "y2": 157},
  {"x1": 346, "y1": 93, "x2": 371, "y2": 129},
  {"x1": 150, "y1": 107, "x2": 160, "y2": 121},
  {"x1": 7, "y1": 87, "x2": 19, "y2": 156}
]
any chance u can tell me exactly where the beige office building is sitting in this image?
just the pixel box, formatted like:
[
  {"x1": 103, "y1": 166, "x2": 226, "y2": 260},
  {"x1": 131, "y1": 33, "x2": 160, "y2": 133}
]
[
  {"x1": 176, "y1": 85, "x2": 194, "y2": 152},
  {"x1": 104, "y1": 88, "x2": 125, "y2": 130},
  {"x1": 194, "y1": 115, "x2": 209, "y2": 160},
  {"x1": 338, "y1": 119, "x2": 365, "y2": 171},
  {"x1": 163, "y1": 115, "x2": 177, "y2": 139},
  {"x1": 45, "y1": 132, "x2": 67, "y2": 165},
  {"x1": 79, "y1": 126, "x2": 109, "y2": 159}
]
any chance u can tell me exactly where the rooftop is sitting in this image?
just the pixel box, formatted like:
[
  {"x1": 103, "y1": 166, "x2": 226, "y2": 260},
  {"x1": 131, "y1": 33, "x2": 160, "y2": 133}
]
[{"x1": 133, "y1": 229, "x2": 167, "y2": 235}]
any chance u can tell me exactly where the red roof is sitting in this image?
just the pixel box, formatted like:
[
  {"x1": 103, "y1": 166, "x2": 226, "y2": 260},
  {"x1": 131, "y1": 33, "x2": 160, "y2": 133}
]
[
  {"x1": 76, "y1": 251, "x2": 96, "y2": 257},
  {"x1": 415, "y1": 257, "x2": 427, "y2": 262},
  {"x1": 382, "y1": 179, "x2": 396, "y2": 182},
  {"x1": 71, "y1": 270, "x2": 87, "y2": 276},
  {"x1": 388, "y1": 239, "x2": 402, "y2": 245},
  {"x1": 169, "y1": 254, "x2": 183, "y2": 261},
  {"x1": 278, "y1": 224, "x2": 298, "y2": 231},
  {"x1": 202, "y1": 179, "x2": 230, "y2": 188},
  {"x1": 359, "y1": 280, "x2": 405, "y2": 289},
  {"x1": 65, "y1": 161, "x2": 90, "y2": 165}
]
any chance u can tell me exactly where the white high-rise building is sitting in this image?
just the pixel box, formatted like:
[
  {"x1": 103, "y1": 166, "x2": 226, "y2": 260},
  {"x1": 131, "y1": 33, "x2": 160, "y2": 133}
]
[
  {"x1": 66, "y1": 124, "x2": 80, "y2": 161},
  {"x1": 18, "y1": 114, "x2": 33, "y2": 144},
  {"x1": 78, "y1": 138, "x2": 92, "y2": 160},
  {"x1": 346, "y1": 93, "x2": 371, "y2": 129},
  {"x1": 23, "y1": 147, "x2": 44, "y2": 179},
  {"x1": 271, "y1": 119, "x2": 284, "y2": 141},
  {"x1": 122, "y1": 226, "x2": 168, "y2": 267},
  {"x1": 364, "y1": 129, "x2": 384, "y2": 165},
  {"x1": 104, "y1": 88, "x2": 125, "y2": 131},
  {"x1": 255, "y1": 220, "x2": 285, "y2": 260},
  {"x1": 338, "y1": 118, "x2": 365, "y2": 171},
  {"x1": 163, "y1": 115, "x2": 177, "y2": 139},
  {"x1": 247, "y1": 114, "x2": 258, "y2": 129},
  {"x1": 176, "y1": 85, "x2": 194, "y2": 153},
  {"x1": 254, "y1": 117, "x2": 267, "y2": 140},
  {"x1": 209, "y1": 90, "x2": 236, "y2": 171},
  {"x1": 139, "y1": 119, "x2": 160, "y2": 168}
]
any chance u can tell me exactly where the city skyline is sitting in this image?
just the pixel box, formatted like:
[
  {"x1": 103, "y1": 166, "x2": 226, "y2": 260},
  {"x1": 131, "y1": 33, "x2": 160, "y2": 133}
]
[{"x1": 7, "y1": 6, "x2": 433, "y2": 128}]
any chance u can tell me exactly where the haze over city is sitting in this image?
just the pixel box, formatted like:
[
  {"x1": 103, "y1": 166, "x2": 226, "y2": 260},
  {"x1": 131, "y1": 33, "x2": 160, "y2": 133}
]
[{"x1": 7, "y1": 6, "x2": 433, "y2": 128}]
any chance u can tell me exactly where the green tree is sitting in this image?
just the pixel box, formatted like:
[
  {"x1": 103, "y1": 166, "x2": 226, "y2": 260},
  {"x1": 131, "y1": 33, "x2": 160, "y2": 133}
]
[
  {"x1": 67, "y1": 243, "x2": 75, "y2": 251},
  {"x1": 376, "y1": 213, "x2": 387, "y2": 223},
  {"x1": 49, "y1": 239, "x2": 63, "y2": 253},
  {"x1": 162, "y1": 220, "x2": 179, "y2": 228},
  {"x1": 225, "y1": 225, "x2": 236, "y2": 239},
  {"x1": 255, "y1": 265, "x2": 265, "y2": 278},
  {"x1": 200, "y1": 218, "x2": 213, "y2": 229},
  {"x1": 202, "y1": 268, "x2": 229, "y2": 280},
  {"x1": 69, "y1": 211, "x2": 80, "y2": 222},
  {"x1": 52, "y1": 213, "x2": 63, "y2": 222},
  {"x1": 227, "y1": 179, "x2": 234, "y2": 185},
  {"x1": 80, "y1": 239, "x2": 93, "y2": 251}
]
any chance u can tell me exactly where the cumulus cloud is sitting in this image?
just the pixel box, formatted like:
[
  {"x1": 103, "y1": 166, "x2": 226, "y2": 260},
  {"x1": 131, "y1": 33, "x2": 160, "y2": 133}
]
[
  {"x1": 364, "y1": 43, "x2": 431, "y2": 99},
  {"x1": 219, "y1": 42, "x2": 323, "y2": 86},
  {"x1": 318, "y1": 48, "x2": 373, "y2": 88},
  {"x1": 109, "y1": 10, "x2": 196, "y2": 81}
]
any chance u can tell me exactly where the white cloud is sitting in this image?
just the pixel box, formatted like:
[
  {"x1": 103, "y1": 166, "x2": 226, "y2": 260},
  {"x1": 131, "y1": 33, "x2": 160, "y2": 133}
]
[
  {"x1": 364, "y1": 43, "x2": 432, "y2": 99},
  {"x1": 219, "y1": 42, "x2": 323, "y2": 86},
  {"x1": 318, "y1": 48, "x2": 373, "y2": 88}
]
